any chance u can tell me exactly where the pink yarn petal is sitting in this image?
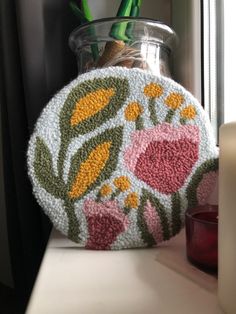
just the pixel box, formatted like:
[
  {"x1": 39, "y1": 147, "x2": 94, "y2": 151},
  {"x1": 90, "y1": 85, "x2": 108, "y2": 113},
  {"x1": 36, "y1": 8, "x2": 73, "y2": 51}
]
[
  {"x1": 124, "y1": 124, "x2": 199, "y2": 183},
  {"x1": 197, "y1": 171, "x2": 218, "y2": 205},
  {"x1": 135, "y1": 138, "x2": 199, "y2": 194},
  {"x1": 131, "y1": 123, "x2": 199, "y2": 143},
  {"x1": 124, "y1": 131, "x2": 153, "y2": 172},
  {"x1": 143, "y1": 200, "x2": 163, "y2": 243},
  {"x1": 83, "y1": 199, "x2": 129, "y2": 250}
]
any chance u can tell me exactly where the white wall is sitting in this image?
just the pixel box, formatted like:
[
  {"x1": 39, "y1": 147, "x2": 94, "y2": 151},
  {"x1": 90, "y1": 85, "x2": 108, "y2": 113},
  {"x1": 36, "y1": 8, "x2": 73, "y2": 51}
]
[
  {"x1": 171, "y1": 0, "x2": 202, "y2": 102},
  {"x1": 87, "y1": 0, "x2": 171, "y2": 25},
  {"x1": 224, "y1": 0, "x2": 236, "y2": 123}
]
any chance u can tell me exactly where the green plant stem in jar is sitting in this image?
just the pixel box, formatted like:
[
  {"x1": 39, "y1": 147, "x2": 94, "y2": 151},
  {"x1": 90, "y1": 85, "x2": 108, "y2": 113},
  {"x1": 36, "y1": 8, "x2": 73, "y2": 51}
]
[{"x1": 69, "y1": 17, "x2": 177, "y2": 77}]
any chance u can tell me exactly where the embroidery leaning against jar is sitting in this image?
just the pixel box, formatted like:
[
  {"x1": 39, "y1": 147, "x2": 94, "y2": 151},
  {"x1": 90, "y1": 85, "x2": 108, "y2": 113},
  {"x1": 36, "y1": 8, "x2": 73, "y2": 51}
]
[{"x1": 27, "y1": 67, "x2": 219, "y2": 250}]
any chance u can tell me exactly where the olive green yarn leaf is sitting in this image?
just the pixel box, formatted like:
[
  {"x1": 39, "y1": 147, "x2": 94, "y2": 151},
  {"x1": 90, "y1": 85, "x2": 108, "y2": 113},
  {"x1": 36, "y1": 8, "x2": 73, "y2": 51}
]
[
  {"x1": 165, "y1": 109, "x2": 175, "y2": 123},
  {"x1": 135, "y1": 116, "x2": 144, "y2": 130},
  {"x1": 57, "y1": 138, "x2": 70, "y2": 180},
  {"x1": 171, "y1": 191, "x2": 182, "y2": 237},
  {"x1": 64, "y1": 198, "x2": 80, "y2": 243},
  {"x1": 148, "y1": 98, "x2": 159, "y2": 125},
  {"x1": 186, "y1": 158, "x2": 219, "y2": 208},
  {"x1": 34, "y1": 137, "x2": 66, "y2": 198},
  {"x1": 59, "y1": 76, "x2": 129, "y2": 137},
  {"x1": 137, "y1": 189, "x2": 170, "y2": 246},
  {"x1": 67, "y1": 126, "x2": 124, "y2": 201},
  {"x1": 57, "y1": 77, "x2": 129, "y2": 179}
]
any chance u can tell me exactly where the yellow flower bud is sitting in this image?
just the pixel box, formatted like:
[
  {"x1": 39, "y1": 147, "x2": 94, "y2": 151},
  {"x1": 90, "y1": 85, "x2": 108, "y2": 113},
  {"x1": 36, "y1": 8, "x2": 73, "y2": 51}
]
[
  {"x1": 165, "y1": 93, "x2": 184, "y2": 110},
  {"x1": 69, "y1": 142, "x2": 111, "y2": 199},
  {"x1": 124, "y1": 102, "x2": 143, "y2": 121},
  {"x1": 180, "y1": 105, "x2": 196, "y2": 120},
  {"x1": 100, "y1": 184, "x2": 112, "y2": 197},
  {"x1": 114, "y1": 176, "x2": 131, "y2": 192},
  {"x1": 71, "y1": 88, "x2": 115, "y2": 126},
  {"x1": 144, "y1": 83, "x2": 163, "y2": 98},
  {"x1": 124, "y1": 192, "x2": 139, "y2": 209}
]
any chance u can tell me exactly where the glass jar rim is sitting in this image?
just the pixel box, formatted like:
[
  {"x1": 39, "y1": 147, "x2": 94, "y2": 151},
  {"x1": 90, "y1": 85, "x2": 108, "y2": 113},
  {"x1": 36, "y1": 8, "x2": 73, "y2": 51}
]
[
  {"x1": 69, "y1": 17, "x2": 178, "y2": 53},
  {"x1": 185, "y1": 205, "x2": 218, "y2": 225}
]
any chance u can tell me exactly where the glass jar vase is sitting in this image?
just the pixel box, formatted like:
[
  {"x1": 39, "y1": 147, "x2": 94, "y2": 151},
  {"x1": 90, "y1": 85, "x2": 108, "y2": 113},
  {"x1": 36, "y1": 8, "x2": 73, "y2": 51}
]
[{"x1": 69, "y1": 17, "x2": 177, "y2": 77}]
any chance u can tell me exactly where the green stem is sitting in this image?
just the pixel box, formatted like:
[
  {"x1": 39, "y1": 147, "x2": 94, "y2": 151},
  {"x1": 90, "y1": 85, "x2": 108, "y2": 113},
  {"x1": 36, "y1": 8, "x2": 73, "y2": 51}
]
[
  {"x1": 81, "y1": 0, "x2": 93, "y2": 21},
  {"x1": 165, "y1": 109, "x2": 175, "y2": 123},
  {"x1": 110, "y1": 22, "x2": 129, "y2": 41},
  {"x1": 110, "y1": 189, "x2": 120, "y2": 200},
  {"x1": 64, "y1": 198, "x2": 80, "y2": 243},
  {"x1": 81, "y1": 0, "x2": 99, "y2": 61},
  {"x1": 69, "y1": 1, "x2": 88, "y2": 23},
  {"x1": 69, "y1": 1, "x2": 99, "y2": 61},
  {"x1": 116, "y1": 0, "x2": 133, "y2": 17},
  {"x1": 123, "y1": 206, "x2": 130, "y2": 215},
  {"x1": 57, "y1": 138, "x2": 70, "y2": 180},
  {"x1": 90, "y1": 43, "x2": 99, "y2": 62},
  {"x1": 110, "y1": 0, "x2": 133, "y2": 41},
  {"x1": 135, "y1": 116, "x2": 144, "y2": 130},
  {"x1": 171, "y1": 191, "x2": 182, "y2": 237},
  {"x1": 148, "y1": 98, "x2": 159, "y2": 125},
  {"x1": 96, "y1": 192, "x2": 101, "y2": 202},
  {"x1": 125, "y1": 0, "x2": 142, "y2": 39},
  {"x1": 180, "y1": 117, "x2": 187, "y2": 125}
]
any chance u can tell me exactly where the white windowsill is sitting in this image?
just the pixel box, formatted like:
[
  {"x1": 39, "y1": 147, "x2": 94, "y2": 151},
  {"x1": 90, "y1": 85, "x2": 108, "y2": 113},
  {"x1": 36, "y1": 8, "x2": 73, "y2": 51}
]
[{"x1": 26, "y1": 228, "x2": 223, "y2": 314}]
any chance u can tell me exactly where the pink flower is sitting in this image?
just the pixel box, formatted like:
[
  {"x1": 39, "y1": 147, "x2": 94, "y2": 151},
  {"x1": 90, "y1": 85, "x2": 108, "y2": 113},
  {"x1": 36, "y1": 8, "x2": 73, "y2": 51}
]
[
  {"x1": 143, "y1": 201, "x2": 163, "y2": 243},
  {"x1": 197, "y1": 171, "x2": 218, "y2": 205},
  {"x1": 124, "y1": 123, "x2": 199, "y2": 194},
  {"x1": 83, "y1": 199, "x2": 129, "y2": 250}
]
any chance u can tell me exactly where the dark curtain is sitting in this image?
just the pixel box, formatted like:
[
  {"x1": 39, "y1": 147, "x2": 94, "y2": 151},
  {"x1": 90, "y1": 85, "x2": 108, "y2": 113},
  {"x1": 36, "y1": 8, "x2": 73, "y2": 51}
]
[{"x1": 0, "y1": 0, "x2": 78, "y2": 312}]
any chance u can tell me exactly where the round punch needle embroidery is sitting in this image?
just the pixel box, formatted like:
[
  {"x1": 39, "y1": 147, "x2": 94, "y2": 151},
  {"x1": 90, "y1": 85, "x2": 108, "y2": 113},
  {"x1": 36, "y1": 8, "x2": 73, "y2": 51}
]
[{"x1": 27, "y1": 67, "x2": 218, "y2": 250}]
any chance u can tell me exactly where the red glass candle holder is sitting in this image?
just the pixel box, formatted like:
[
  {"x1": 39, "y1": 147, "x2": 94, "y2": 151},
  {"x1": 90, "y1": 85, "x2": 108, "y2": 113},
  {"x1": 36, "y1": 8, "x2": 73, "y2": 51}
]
[{"x1": 185, "y1": 204, "x2": 218, "y2": 273}]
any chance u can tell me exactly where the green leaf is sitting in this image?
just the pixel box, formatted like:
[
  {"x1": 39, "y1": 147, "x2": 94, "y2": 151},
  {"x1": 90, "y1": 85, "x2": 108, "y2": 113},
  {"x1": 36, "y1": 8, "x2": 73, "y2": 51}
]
[
  {"x1": 130, "y1": 5, "x2": 139, "y2": 17},
  {"x1": 64, "y1": 198, "x2": 80, "y2": 243},
  {"x1": 130, "y1": 0, "x2": 142, "y2": 17},
  {"x1": 186, "y1": 158, "x2": 219, "y2": 208},
  {"x1": 112, "y1": 0, "x2": 142, "y2": 40},
  {"x1": 34, "y1": 137, "x2": 65, "y2": 198},
  {"x1": 133, "y1": 0, "x2": 142, "y2": 7},
  {"x1": 69, "y1": 1, "x2": 89, "y2": 23},
  {"x1": 110, "y1": 0, "x2": 133, "y2": 40},
  {"x1": 137, "y1": 189, "x2": 170, "y2": 246},
  {"x1": 67, "y1": 126, "x2": 123, "y2": 201},
  {"x1": 81, "y1": 0, "x2": 93, "y2": 21},
  {"x1": 59, "y1": 76, "x2": 129, "y2": 137},
  {"x1": 137, "y1": 192, "x2": 156, "y2": 247},
  {"x1": 116, "y1": 0, "x2": 133, "y2": 17},
  {"x1": 110, "y1": 21, "x2": 130, "y2": 41},
  {"x1": 57, "y1": 77, "x2": 128, "y2": 179},
  {"x1": 69, "y1": 1, "x2": 98, "y2": 61},
  {"x1": 171, "y1": 191, "x2": 182, "y2": 237}
]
